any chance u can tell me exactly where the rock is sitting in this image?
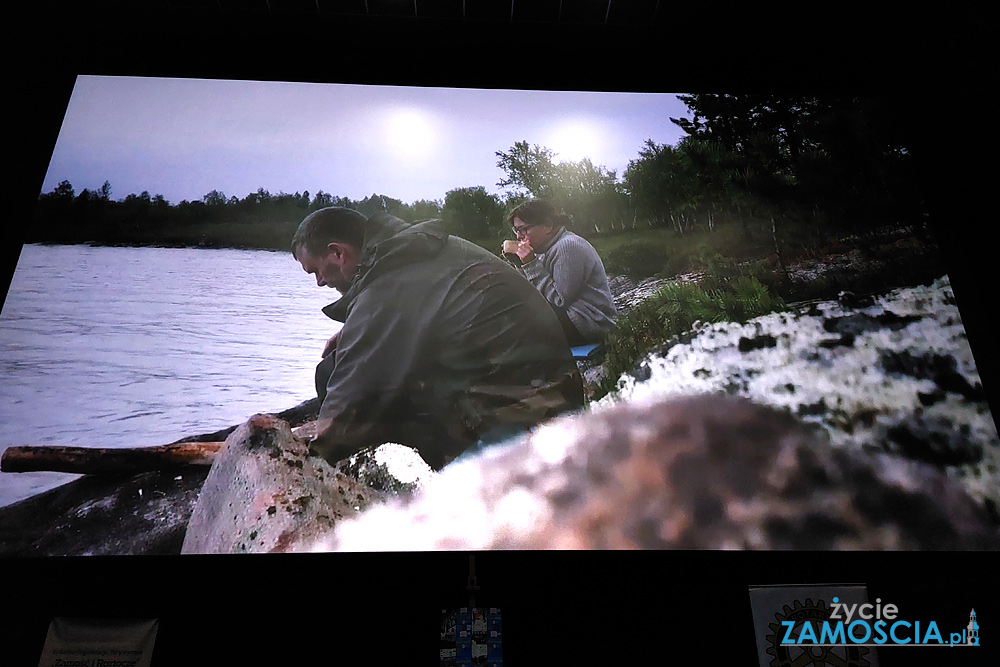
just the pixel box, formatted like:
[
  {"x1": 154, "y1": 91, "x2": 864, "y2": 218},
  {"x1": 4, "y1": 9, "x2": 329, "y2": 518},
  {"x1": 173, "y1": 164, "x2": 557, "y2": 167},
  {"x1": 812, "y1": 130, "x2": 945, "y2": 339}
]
[
  {"x1": 0, "y1": 399, "x2": 320, "y2": 556},
  {"x1": 181, "y1": 414, "x2": 433, "y2": 554},
  {"x1": 605, "y1": 275, "x2": 1000, "y2": 517},
  {"x1": 0, "y1": 468, "x2": 209, "y2": 556},
  {"x1": 610, "y1": 275, "x2": 670, "y2": 312},
  {"x1": 318, "y1": 394, "x2": 1000, "y2": 551},
  {"x1": 0, "y1": 398, "x2": 434, "y2": 556},
  {"x1": 334, "y1": 442, "x2": 436, "y2": 495}
]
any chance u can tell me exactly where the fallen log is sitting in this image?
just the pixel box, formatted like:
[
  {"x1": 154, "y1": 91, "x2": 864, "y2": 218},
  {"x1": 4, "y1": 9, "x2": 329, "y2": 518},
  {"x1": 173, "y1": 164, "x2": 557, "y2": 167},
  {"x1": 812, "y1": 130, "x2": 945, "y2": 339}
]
[
  {"x1": 0, "y1": 399, "x2": 325, "y2": 556},
  {"x1": 1, "y1": 441, "x2": 225, "y2": 474},
  {"x1": 1, "y1": 421, "x2": 320, "y2": 475}
]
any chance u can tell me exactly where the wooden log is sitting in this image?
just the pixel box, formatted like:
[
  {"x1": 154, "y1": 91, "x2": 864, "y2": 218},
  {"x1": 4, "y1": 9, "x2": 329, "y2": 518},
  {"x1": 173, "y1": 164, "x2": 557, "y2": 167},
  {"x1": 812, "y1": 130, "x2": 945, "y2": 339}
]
[
  {"x1": 0, "y1": 420, "x2": 322, "y2": 475},
  {"x1": 1, "y1": 442, "x2": 226, "y2": 474}
]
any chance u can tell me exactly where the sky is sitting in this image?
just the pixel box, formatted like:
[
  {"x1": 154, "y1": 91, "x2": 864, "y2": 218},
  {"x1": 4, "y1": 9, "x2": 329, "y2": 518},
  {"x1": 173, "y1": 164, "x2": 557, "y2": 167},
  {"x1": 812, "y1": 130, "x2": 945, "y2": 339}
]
[{"x1": 40, "y1": 75, "x2": 692, "y2": 206}]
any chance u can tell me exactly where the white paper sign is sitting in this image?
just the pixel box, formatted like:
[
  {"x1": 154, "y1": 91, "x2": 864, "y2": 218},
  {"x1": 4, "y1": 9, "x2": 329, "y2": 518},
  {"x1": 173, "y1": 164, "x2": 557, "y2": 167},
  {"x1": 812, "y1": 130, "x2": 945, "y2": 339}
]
[{"x1": 37, "y1": 617, "x2": 158, "y2": 667}]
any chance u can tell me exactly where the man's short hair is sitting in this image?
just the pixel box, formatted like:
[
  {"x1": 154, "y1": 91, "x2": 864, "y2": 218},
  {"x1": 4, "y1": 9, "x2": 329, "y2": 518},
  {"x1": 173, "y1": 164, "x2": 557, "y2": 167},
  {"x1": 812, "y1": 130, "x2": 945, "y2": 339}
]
[{"x1": 291, "y1": 206, "x2": 367, "y2": 258}]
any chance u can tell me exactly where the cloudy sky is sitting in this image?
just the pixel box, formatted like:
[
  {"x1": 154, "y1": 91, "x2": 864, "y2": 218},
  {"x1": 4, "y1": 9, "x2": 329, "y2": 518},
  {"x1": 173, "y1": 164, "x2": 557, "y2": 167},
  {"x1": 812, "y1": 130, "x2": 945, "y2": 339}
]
[{"x1": 40, "y1": 75, "x2": 692, "y2": 206}]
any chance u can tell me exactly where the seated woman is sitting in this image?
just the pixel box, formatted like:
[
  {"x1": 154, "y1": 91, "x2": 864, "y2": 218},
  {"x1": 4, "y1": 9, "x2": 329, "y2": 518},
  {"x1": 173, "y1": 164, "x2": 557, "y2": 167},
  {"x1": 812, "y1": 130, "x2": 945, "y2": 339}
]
[{"x1": 503, "y1": 199, "x2": 617, "y2": 346}]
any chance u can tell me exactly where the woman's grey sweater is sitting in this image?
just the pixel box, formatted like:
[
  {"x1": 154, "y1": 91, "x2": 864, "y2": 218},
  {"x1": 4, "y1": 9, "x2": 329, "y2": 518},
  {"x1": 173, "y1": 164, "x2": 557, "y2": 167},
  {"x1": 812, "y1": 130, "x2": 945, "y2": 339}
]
[{"x1": 519, "y1": 226, "x2": 617, "y2": 342}]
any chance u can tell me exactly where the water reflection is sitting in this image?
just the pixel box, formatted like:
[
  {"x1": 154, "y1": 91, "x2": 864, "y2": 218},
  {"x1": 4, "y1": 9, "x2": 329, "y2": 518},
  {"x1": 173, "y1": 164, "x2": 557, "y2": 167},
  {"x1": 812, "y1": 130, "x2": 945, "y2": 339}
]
[{"x1": 0, "y1": 244, "x2": 341, "y2": 505}]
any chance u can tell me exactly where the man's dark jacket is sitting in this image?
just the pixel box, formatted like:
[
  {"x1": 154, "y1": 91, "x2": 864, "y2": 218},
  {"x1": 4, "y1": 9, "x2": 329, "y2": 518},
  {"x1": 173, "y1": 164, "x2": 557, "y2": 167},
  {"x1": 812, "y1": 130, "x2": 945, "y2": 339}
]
[{"x1": 312, "y1": 213, "x2": 584, "y2": 469}]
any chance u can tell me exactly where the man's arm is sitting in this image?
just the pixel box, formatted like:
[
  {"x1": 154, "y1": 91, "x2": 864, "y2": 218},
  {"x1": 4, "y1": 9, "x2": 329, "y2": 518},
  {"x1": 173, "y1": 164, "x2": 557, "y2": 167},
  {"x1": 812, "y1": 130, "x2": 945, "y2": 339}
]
[
  {"x1": 307, "y1": 285, "x2": 429, "y2": 465},
  {"x1": 321, "y1": 330, "x2": 340, "y2": 358}
]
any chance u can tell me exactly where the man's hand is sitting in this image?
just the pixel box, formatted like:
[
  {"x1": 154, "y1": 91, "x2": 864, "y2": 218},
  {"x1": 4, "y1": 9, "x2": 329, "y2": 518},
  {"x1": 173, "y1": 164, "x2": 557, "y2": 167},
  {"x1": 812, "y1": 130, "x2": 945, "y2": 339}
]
[{"x1": 322, "y1": 331, "x2": 341, "y2": 358}]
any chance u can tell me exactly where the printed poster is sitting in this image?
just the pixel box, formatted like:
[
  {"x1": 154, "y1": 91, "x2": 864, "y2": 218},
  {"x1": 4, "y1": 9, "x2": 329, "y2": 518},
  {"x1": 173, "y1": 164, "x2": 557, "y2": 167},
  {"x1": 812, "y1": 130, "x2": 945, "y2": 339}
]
[{"x1": 37, "y1": 617, "x2": 158, "y2": 667}]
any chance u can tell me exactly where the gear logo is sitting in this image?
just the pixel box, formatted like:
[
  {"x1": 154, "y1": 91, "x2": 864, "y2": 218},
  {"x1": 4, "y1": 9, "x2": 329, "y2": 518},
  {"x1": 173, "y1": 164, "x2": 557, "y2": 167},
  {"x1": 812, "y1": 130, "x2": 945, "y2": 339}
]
[{"x1": 765, "y1": 598, "x2": 872, "y2": 667}]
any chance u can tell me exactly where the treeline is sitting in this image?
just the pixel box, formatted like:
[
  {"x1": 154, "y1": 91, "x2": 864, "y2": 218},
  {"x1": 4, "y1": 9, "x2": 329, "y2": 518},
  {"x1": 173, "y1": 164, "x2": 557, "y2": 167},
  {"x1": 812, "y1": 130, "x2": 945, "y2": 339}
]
[
  {"x1": 29, "y1": 95, "x2": 926, "y2": 251},
  {"x1": 28, "y1": 183, "x2": 451, "y2": 250},
  {"x1": 501, "y1": 94, "x2": 926, "y2": 239}
]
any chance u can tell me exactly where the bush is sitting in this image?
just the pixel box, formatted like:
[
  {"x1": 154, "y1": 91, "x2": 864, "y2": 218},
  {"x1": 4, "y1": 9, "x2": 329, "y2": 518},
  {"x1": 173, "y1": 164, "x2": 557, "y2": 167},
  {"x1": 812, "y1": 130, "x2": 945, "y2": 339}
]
[{"x1": 603, "y1": 240, "x2": 670, "y2": 278}]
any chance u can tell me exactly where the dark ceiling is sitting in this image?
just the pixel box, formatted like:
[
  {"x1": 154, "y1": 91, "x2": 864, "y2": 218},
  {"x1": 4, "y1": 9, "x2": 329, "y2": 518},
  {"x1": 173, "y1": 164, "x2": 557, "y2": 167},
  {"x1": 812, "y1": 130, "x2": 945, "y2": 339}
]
[{"x1": 83, "y1": 0, "x2": 666, "y2": 25}]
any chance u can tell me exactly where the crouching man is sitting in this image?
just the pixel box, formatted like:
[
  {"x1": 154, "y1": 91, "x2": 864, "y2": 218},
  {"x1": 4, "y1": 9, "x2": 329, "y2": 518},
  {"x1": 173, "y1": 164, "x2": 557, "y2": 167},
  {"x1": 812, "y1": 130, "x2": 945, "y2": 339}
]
[{"x1": 291, "y1": 206, "x2": 584, "y2": 469}]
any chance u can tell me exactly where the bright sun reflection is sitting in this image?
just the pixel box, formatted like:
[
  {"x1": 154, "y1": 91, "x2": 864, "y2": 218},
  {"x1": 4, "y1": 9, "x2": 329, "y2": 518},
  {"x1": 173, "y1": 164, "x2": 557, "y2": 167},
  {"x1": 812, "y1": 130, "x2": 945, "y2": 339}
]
[
  {"x1": 545, "y1": 119, "x2": 603, "y2": 163},
  {"x1": 382, "y1": 108, "x2": 436, "y2": 159}
]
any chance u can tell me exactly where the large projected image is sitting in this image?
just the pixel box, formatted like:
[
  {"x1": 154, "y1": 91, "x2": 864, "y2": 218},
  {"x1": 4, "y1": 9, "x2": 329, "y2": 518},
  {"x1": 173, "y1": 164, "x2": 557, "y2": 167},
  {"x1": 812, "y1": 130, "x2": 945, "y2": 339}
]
[{"x1": 0, "y1": 78, "x2": 997, "y2": 556}]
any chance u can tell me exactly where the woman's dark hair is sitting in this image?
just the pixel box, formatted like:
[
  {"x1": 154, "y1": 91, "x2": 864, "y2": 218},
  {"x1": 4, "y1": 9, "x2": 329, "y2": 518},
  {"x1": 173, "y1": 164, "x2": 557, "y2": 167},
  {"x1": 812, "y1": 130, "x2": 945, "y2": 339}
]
[
  {"x1": 291, "y1": 206, "x2": 367, "y2": 258},
  {"x1": 508, "y1": 199, "x2": 571, "y2": 228}
]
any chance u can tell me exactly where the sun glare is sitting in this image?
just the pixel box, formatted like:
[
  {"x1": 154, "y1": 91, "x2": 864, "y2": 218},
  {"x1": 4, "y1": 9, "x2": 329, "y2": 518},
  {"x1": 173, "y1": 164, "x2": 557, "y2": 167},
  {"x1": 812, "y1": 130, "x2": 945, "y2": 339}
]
[
  {"x1": 545, "y1": 119, "x2": 603, "y2": 163},
  {"x1": 383, "y1": 108, "x2": 436, "y2": 158}
]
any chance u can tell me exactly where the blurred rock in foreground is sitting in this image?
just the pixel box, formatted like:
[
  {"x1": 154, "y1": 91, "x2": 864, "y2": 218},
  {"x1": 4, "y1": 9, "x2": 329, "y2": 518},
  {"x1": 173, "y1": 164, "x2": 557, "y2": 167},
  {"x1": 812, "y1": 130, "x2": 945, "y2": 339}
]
[
  {"x1": 604, "y1": 275, "x2": 999, "y2": 517},
  {"x1": 321, "y1": 394, "x2": 999, "y2": 551}
]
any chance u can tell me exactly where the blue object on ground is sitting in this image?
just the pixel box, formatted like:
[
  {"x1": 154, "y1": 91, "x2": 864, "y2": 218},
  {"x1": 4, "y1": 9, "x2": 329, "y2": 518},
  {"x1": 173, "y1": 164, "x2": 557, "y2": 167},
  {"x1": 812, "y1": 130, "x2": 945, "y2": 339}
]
[{"x1": 571, "y1": 343, "x2": 605, "y2": 360}]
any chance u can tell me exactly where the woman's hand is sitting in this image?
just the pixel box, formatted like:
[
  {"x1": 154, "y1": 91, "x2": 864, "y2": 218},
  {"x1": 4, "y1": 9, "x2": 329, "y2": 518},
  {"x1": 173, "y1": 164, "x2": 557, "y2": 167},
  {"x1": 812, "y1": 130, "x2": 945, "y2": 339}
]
[{"x1": 515, "y1": 239, "x2": 536, "y2": 263}]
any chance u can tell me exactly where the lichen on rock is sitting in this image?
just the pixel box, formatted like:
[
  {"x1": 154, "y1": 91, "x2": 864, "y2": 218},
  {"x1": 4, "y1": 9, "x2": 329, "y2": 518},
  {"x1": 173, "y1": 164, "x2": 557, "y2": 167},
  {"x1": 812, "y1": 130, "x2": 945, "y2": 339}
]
[
  {"x1": 180, "y1": 415, "x2": 432, "y2": 554},
  {"x1": 601, "y1": 275, "x2": 999, "y2": 514},
  {"x1": 336, "y1": 442, "x2": 436, "y2": 496}
]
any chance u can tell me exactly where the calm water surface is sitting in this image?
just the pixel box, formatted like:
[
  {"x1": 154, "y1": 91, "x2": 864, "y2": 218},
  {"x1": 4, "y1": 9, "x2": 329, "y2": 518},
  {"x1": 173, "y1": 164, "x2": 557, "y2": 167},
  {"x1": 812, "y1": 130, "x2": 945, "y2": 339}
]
[{"x1": 0, "y1": 244, "x2": 342, "y2": 506}]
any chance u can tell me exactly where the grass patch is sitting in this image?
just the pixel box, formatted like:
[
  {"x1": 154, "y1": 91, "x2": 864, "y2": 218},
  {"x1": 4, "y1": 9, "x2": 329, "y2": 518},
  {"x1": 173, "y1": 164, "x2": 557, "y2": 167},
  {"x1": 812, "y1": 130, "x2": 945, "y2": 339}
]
[
  {"x1": 590, "y1": 220, "x2": 776, "y2": 279},
  {"x1": 593, "y1": 272, "x2": 787, "y2": 401},
  {"x1": 603, "y1": 239, "x2": 672, "y2": 278}
]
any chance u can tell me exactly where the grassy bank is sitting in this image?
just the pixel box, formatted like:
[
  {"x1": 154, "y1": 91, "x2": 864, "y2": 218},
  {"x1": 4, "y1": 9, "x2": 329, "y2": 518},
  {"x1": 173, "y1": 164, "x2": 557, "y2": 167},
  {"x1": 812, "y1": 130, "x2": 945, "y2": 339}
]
[{"x1": 580, "y1": 218, "x2": 947, "y2": 401}]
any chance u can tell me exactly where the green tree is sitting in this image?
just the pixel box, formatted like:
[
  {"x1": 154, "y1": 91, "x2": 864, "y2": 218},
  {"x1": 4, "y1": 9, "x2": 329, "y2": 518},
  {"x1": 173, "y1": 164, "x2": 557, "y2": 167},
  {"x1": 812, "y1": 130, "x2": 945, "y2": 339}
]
[
  {"x1": 553, "y1": 158, "x2": 626, "y2": 234},
  {"x1": 495, "y1": 141, "x2": 561, "y2": 200},
  {"x1": 498, "y1": 141, "x2": 629, "y2": 236},
  {"x1": 53, "y1": 180, "x2": 75, "y2": 199},
  {"x1": 623, "y1": 140, "x2": 688, "y2": 231},
  {"x1": 243, "y1": 188, "x2": 272, "y2": 205},
  {"x1": 398, "y1": 199, "x2": 442, "y2": 222},
  {"x1": 312, "y1": 190, "x2": 334, "y2": 209},
  {"x1": 671, "y1": 94, "x2": 922, "y2": 228},
  {"x1": 441, "y1": 186, "x2": 504, "y2": 241},
  {"x1": 203, "y1": 189, "x2": 228, "y2": 206},
  {"x1": 356, "y1": 193, "x2": 404, "y2": 218},
  {"x1": 32, "y1": 180, "x2": 78, "y2": 242}
]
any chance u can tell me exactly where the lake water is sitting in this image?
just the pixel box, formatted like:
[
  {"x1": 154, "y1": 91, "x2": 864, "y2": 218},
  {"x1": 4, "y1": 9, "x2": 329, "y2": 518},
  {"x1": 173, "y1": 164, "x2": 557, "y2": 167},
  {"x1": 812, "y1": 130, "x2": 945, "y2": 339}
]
[{"x1": 0, "y1": 244, "x2": 343, "y2": 507}]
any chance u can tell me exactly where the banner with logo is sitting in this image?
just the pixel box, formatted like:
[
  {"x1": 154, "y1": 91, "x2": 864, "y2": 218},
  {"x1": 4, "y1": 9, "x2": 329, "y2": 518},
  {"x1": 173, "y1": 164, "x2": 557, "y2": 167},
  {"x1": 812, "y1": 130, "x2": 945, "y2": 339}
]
[
  {"x1": 37, "y1": 617, "x2": 158, "y2": 667},
  {"x1": 749, "y1": 584, "x2": 879, "y2": 667},
  {"x1": 751, "y1": 582, "x2": 984, "y2": 665}
]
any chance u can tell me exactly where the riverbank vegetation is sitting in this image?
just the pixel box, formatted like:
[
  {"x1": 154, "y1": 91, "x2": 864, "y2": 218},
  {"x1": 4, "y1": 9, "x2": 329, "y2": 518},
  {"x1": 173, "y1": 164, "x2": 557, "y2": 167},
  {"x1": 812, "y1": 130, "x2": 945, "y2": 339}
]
[{"x1": 593, "y1": 270, "x2": 788, "y2": 400}]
